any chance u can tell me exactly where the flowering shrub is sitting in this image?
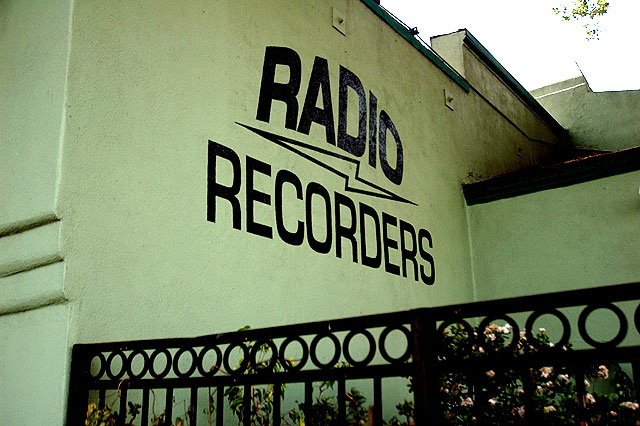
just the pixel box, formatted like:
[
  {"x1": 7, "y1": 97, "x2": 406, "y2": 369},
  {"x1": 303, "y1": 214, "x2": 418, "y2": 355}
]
[
  {"x1": 439, "y1": 322, "x2": 640, "y2": 425},
  {"x1": 85, "y1": 324, "x2": 640, "y2": 426}
]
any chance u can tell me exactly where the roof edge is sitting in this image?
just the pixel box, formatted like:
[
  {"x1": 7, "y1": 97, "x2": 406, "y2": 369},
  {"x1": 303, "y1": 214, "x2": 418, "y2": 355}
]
[
  {"x1": 463, "y1": 147, "x2": 640, "y2": 205},
  {"x1": 360, "y1": 0, "x2": 471, "y2": 93},
  {"x1": 462, "y1": 31, "x2": 566, "y2": 136}
]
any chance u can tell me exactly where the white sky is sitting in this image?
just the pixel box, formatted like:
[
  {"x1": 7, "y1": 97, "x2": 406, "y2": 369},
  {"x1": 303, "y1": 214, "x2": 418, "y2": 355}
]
[{"x1": 380, "y1": 0, "x2": 640, "y2": 92}]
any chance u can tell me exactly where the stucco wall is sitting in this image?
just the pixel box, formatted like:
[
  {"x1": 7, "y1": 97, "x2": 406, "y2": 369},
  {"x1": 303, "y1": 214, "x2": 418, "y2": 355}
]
[
  {"x1": 532, "y1": 77, "x2": 640, "y2": 152},
  {"x1": 55, "y1": 0, "x2": 567, "y2": 346},
  {"x1": 0, "y1": 305, "x2": 71, "y2": 426},
  {"x1": 468, "y1": 171, "x2": 640, "y2": 301},
  {"x1": 0, "y1": 2, "x2": 71, "y2": 425},
  {"x1": 431, "y1": 30, "x2": 565, "y2": 175},
  {"x1": 0, "y1": 0, "x2": 70, "y2": 229}
]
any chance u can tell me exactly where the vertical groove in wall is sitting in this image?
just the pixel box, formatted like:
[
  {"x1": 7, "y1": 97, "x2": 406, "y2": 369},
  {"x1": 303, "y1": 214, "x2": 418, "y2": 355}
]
[{"x1": 464, "y1": 197, "x2": 479, "y2": 303}]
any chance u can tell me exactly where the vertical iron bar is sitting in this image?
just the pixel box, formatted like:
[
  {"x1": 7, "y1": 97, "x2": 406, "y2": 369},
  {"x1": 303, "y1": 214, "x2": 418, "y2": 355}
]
[
  {"x1": 243, "y1": 384, "x2": 252, "y2": 426},
  {"x1": 632, "y1": 361, "x2": 640, "y2": 399},
  {"x1": 66, "y1": 345, "x2": 91, "y2": 426},
  {"x1": 338, "y1": 378, "x2": 346, "y2": 426},
  {"x1": 190, "y1": 387, "x2": 198, "y2": 426},
  {"x1": 273, "y1": 381, "x2": 282, "y2": 426},
  {"x1": 118, "y1": 380, "x2": 129, "y2": 426},
  {"x1": 305, "y1": 381, "x2": 313, "y2": 417},
  {"x1": 575, "y1": 366, "x2": 587, "y2": 426},
  {"x1": 411, "y1": 309, "x2": 439, "y2": 426},
  {"x1": 165, "y1": 388, "x2": 174, "y2": 425},
  {"x1": 373, "y1": 377, "x2": 382, "y2": 426},
  {"x1": 141, "y1": 388, "x2": 150, "y2": 426},
  {"x1": 98, "y1": 389, "x2": 106, "y2": 409},
  {"x1": 216, "y1": 385, "x2": 224, "y2": 426},
  {"x1": 521, "y1": 366, "x2": 540, "y2": 426}
]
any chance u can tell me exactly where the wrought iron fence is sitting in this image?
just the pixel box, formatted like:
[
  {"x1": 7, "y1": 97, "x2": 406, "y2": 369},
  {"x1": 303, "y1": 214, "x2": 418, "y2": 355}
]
[{"x1": 68, "y1": 282, "x2": 640, "y2": 426}]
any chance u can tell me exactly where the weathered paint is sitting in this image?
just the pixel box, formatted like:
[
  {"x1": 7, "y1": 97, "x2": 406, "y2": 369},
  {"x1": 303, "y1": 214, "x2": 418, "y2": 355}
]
[
  {"x1": 4, "y1": 1, "x2": 635, "y2": 424},
  {"x1": 532, "y1": 76, "x2": 640, "y2": 152},
  {"x1": 56, "y1": 0, "x2": 563, "y2": 346}
]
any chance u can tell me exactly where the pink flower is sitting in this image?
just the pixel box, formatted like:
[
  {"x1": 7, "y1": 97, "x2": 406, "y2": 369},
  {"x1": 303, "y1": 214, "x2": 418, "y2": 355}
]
[
  {"x1": 488, "y1": 398, "x2": 497, "y2": 406},
  {"x1": 486, "y1": 370, "x2": 496, "y2": 378},
  {"x1": 485, "y1": 324, "x2": 499, "y2": 334},
  {"x1": 460, "y1": 397, "x2": 474, "y2": 407},
  {"x1": 497, "y1": 325, "x2": 511, "y2": 334},
  {"x1": 585, "y1": 393, "x2": 596, "y2": 404},
  {"x1": 598, "y1": 365, "x2": 609, "y2": 380},
  {"x1": 540, "y1": 366, "x2": 552, "y2": 378},
  {"x1": 544, "y1": 406, "x2": 557, "y2": 413}
]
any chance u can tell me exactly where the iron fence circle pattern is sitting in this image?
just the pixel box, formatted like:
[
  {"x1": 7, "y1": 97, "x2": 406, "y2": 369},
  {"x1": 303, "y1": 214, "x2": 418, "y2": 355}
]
[
  {"x1": 149, "y1": 348, "x2": 172, "y2": 379},
  {"x1": 578, "y1": 303, "x2": 627, "y2": 349},
  {"x1": 223, "y1": 342, "x2": 250, "y2": 375},
  {"x1": 524, "y1": 308, "x2": 571, "y2": 349},
  {"x1": 126, "y1": 349, "x2": 150, "y2": 380},
  {"x1": 379, "y1": 325, "x2": 413, "y2": 364},
  {"x1": 436, "y1": 318, "x2": 475, "y2": 356},
  {"x1": 634, "y1": 303, "x2": 640, "y2": 335},
  {"x1": 89, "y1": 353, "x2": 107, "y2": 379},
  {"x1": 250, "y1": 339, "x2": 279, "y2": 372},
  {"x1": 173, "y1": 347, "x2": 198, "y2": 378},
  {"x1": 105, "y1": 350, "x2": 127, "y2": 380},
  {"x1": 310, "y1": 332, "x2": 341, "y2": 369},
  {"x1": 197, "y1": 345, "x2": 222, "y2": 377},
  {"x1": 478, "y1": 315, "x2": 520, "y2": 352},
  {"x1": 342, "y1": 329, "x2": 376, "y2": 367},
  {"x1": 279, "y1": 336, "x2": 309, "y2": 372}
]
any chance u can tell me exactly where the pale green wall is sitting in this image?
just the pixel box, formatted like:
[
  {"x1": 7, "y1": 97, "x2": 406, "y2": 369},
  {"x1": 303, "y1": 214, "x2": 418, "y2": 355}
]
[
  {"x1": 0, "y1": 1, "x2": 71, "y2": 425},
  {"x1": 468, "y1": 171, "x2": 640, "y2": 301},
  {"x1": 56, "y1": 0, "x2": 564, "y2": 345},
  {"x1": 0, "y1": 304, "x2": 71, "y2": 425},
  {"x1": 431, "y1": 29, "x2": 565, "y2": 173},
  {"x1": 0, "y1": 0, "x2": 70, "y2": 229},
  {"x1": 10, "y1": 1, "x2": 616, "y2": 423},
  {"x1": 532, "y1": 76, "x2": 640, "y2": 152}
]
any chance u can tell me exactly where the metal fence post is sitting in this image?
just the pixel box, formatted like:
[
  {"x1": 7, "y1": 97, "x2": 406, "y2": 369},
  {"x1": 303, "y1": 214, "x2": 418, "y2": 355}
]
[
  {"x1": 412, "y1": 309, "x2": 440, "y2": 426},
  {"x1": 66, "y1": 345, "x2": 89, "y2": 426}
]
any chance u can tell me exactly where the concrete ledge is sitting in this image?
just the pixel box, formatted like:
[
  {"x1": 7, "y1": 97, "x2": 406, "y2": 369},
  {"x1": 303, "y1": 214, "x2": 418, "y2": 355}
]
[
  {"x1": 0, "y1": 218, "x2": 62, "y2": 277},
  {"x1": 0, "y1": 260, "x2": 66, "y2": 315}
]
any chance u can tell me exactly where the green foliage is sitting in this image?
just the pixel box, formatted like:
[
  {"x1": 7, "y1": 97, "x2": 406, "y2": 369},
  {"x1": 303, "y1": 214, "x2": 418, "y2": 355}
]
[
  {"x1": 584, "y1": 363, "x2": 640, "y2": 425},
  {"x1": 386, "y1": 400, "x2": 415, "y2": 426},
  {"x1": 553, "y1": 0, "x2": 610, "y2": 39},
  {"x1": 84, "y1": 384, "x2": 143, "y2": 426},
  {"x1": 85, "y1": 403, "x2": 117, "y2": 426},
  {"x1": 223, "y1": 328, "x2": 286, "y2": 426},
  {"x1": 85, "y1": 323, "x2": 640, "y2": 426},
  {"x1": 84, "y1": 401, "x2": 144, "y2": 426},
  {"x1": 285, "y1": 384, "x2": 369, "y2": 426},
  {"x1": 438, "y1": 322, "x2": 640, "y2": 425}
]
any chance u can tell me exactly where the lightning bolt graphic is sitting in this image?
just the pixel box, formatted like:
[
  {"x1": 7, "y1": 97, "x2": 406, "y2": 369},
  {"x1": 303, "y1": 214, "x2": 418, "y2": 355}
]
[{"x1": 237, "y1": 122, "x2": 417, "y2": 206}]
